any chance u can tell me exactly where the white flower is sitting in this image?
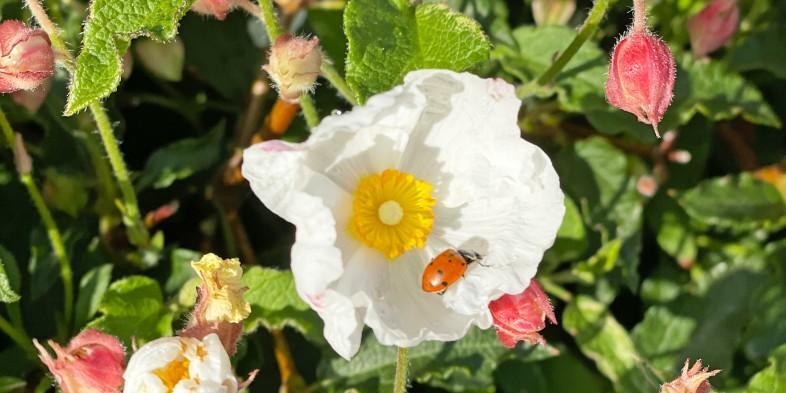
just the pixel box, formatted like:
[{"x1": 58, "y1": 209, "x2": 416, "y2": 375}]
[
  {"x1": 242, "y1": 70, "x2": 565, "y2": 359},
  {"x1": 123, "y1": 334, "x2": 238, "y2": 393}
]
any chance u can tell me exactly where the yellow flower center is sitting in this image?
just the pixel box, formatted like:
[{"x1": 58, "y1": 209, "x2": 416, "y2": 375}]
[
  {"x1": 153, "y1": 358, "x2": 190, "y2": 392},
  {"x1": 350, "y1": 169, "x2": 436, "y2": 259}
]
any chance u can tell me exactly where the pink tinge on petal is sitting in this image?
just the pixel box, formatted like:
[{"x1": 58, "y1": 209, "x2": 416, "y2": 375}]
[
  {"x1": 487, "y1": 78, "x2": 515, "y2": 101},
  {"x1": 261, "y1": 140, "x2": 296, "y2": 152},
  {"x1": 489, "y1": 279, "x2": 556, "y2": 348},
  {"x1": 0, "y1": 20, "x2": 54, "y2": 93},
  {"x1": 687, "y1": 0, "x2": 739, "y2": 57},
  {"x1": 33, "y1": 329, "x2": 125, "y2": 393}
]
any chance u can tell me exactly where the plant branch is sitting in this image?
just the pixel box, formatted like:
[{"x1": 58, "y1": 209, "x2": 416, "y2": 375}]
[
  {"x1": 0, "y1": 314, "x2": 35, "y2": 358},
  {"x1": 393, "y1": 347, "x2": 409, "y2": 393},
  {"x1": 518, "y1": 0, "x2": 612, "y2": 97},
  {"x1": 23, "y1": 0, "x2": 72, "y2": 67},
  {"x1": 298, "y1": 94, "x2": 320, "y2": 129},
  {"x1": 321, "y1": 60, "x2": 357, "y2": 105},
  {"x1": 258, "y1": 0, "x2": 283, "y2": 41},
  {"x1": 632, "y1": 0, "x2": 647, "y2": 33},
  {"x1": 237, "y1": 0, "x2": 263, "y2": 18}
]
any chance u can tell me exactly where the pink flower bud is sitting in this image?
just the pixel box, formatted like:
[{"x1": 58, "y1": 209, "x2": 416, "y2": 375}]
[
  {"x1": 191, "y1": 0, "x2": 235, "y2": 20},
  {"x1": 660, "y1": 359, "x2": 720, "y2": 393},
  {"x1": 0, "y1": 20, "x2": 54, "y2": 93},
  {"x1": 33, "y1": 329, "x2": 125, "y2": 393},
  {"x1": 636, "y1": 174, "x2": 658, "y2": 197},
  {"x1": 11, "y1": 76, "x2": 50, "y2": 113},
  {"x1": 263, "y1": 35, "x2": 322, "y2": 103},
  {"x1": 606, "y1": 31, "x2": 675, "y2": 138},
  {"x1": 687, "y1": 0, "x2": 739, "y2": 57},
  {"x1": 532, "y1": 0, "x2": 576, "y2": 26},
  {"x1": 488, "y1": 279, "x2": 557, "y2": 348}
]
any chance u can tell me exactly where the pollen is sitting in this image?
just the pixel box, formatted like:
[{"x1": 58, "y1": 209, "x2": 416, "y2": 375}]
[
  {"x1": 153, "y1": 358, "x2": 190, "y2": 392},
  {"x1": 350, "y1": 169, "x2": 436, "y2": 259}
]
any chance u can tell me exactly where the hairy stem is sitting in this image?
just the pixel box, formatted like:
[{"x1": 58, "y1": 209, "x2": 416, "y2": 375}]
[
  {"x1": 258, "y1": 0, "x2": 283, "y2": 41},
  {"x1": 321, "y1": 60, "x2": 358, "y2": 105},
  {"x1": 632, "y1": 0, "x2": 647, "y2": 33},
  {"x1": 237, "y1": 0, "x2": 263, "y2": 18},
  {"x1": 0, "y1": 109, "x2": 74, "y2": 330},
  {"x1": 0, "y1": 314, "x2": 35, "y2": 358},
  {"x1": 24, "y1": 0, "x2": 71, "y2": 66},
  {"x1": 299, "y1": 94, "x2": 320, "y2": 129},
  {"x1": 518, "y1": 0, "x2": 612, "y2": 97},
  {"x1": 89, "y1": 102, "x2": 150, "y2": 247},
  {"x1": 393, "y1": 347, "x2": 409, "y2": 393}
]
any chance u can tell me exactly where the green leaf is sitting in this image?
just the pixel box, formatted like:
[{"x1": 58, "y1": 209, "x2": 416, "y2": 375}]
[
  {"x1": 0, "y1": 376, "x2": 25, "y2": 393},
  {"x1": 562, "y1": 296, "x2": 661, "y2": 393},
  {"x1": 677, "y1": 173, "x2": 786, "y2": 232},
  {"x1": 0, "y1": 246, "x2": 20, "y2": 303},
  {"x1": 88, "y1": 276, "x2": 173, "y2": 346},
  {"x1": 74, "y1": 264, "x2": 113, "y2": 329},
  {"x1": 320, "y1": 327, "x2": 556, "y2": 392},
  {"x1": 746, "y1": 343, "x2": 786, "y2": 393},
  {"x1": 134, "y1": 37, "x2": 185, "y2": 82},
  {"x1": 42, "y1": 169, "x2": 88, "y2": 217},
  {"x1": 744, "y1": 241, "x2": 786, "y2": 361},
  {"x1": 645, "y1": 193, "x2": 697, "y2": 264},
  {"x1": 729, "y1": 27, "x2": 786, "y2": 79},
  {"x1": 344, "y1": 0, "x2": 490, "y2": 102},
  {"x1": 242, "y1": 267, "x2": 322, "y2": 341},
  {"x1": 631, "y1": 306, "x2": 695, "y2": 372},
  {"x1": 65, "y1": 0, "x2": 192, "y2": 115},
  {"x1": 495, "y1": 353, "x2": 611, "y2": 393},
  {"x1": 164, "y1": 248, "x2": 199, "y2": 294},
  {"x1": 549, "y1": 196, "x2": 588, "y2": 262},
  {"x1": 136, "y1": 123, "x2": 225, "y2": 190}
]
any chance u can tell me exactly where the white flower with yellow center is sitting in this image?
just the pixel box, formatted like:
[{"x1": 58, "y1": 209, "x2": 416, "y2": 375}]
[
  {"x1": 123, "y1": 334, "x2": 238, "y2": 393},
  {"x1": 242, "y1": 70, "x2": 565, "y2": 359}
]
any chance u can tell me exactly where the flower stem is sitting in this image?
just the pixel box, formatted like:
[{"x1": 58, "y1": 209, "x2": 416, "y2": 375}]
[
  {"x1": 24, "y1": 0, "x2": 71, "y2": 66},
  {"x1": 0, "y1": 314, "x2": 35, "y2": 358},
  {"x1": 258, "y1": 0, "x2": 283, "y2": 41},
  {"x1": 89, "y1": 102, "x2": 150, "y2": 247},
  {"x1": 518, "y1": 0, "x2": 612, "y2": 97},
  {"x1": 393, "y1": 347, "x2": 409, "y2": 393},
  {"x1": 0, "y1": 109, "x2": 74, "y2": 331},
  {"x1": 299, "y1": 94, "x2": 320, "y2": 129},
  {"x1": 632, "y1": 0, "x2": 647, "y2": 33},
  {"x1": 321, "y1": 60, "x2": 357, "y2": 106},
  {"x1": 236, "y1": 0, "x2": 263, "y2": 18}
]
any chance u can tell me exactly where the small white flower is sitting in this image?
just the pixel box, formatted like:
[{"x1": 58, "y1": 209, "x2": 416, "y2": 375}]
[
  {"x1": 123, "y1": 334, "x2": 238, "y2": 393},
  {"x1": 242, "y1": 70, "x2": 565, "y2": 359}
]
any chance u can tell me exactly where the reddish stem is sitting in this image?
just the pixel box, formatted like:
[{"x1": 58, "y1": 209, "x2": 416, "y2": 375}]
[{"x1": 632, "y1": 0, "x2": 647, "y2": 33}]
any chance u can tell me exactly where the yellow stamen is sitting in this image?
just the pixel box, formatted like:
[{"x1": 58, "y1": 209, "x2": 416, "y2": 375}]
[
  {"x1": 350, "y1": 169, "x2": 436, "y2": 259},
  {"x1": 153, "y1": 358, "x2": 190, "y2": 392}
]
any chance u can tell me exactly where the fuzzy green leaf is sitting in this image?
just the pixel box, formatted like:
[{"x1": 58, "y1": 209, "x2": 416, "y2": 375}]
[
  {"x1": 242, "y1": 267, "x2": 322, "y2": 342},
  {"x1": 747, "y1": 344, "x2": 786, "y2": 393},
  {"x1": 0, "y1": 258, "x2": 19, "y2": 303},
  {"x1": 74, "y1": 264, "x2": 113, "y2": 329},
  {"x1": 344, "y1": 0, "x2": 490, "y2": 103},
  {"x1": 65, "y1": 0, "x2": 192, "y2": 115},
  {"x1": 563, "y1": 296, "x2": 661, "y2": 393},
  {"x1": 88, "y1": 276, "x2": 173, "y2": 346},
  {"x1": 677, "y1": 173, "x2": 786, "y2": 232}
]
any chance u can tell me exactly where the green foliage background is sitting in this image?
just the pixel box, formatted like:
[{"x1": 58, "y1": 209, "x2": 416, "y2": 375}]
[{"x1": 0, "y1": 0, "x2": 785, "y2": 391}]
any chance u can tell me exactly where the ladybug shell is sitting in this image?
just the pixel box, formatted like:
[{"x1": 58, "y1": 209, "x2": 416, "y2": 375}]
[{"x1": 421, "y1": 249, "x2": 469, "y2": 294}]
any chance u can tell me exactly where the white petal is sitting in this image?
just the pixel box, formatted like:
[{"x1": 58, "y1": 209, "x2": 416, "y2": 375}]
[
  {"x1": 124, "y1": 337, "x2": 182, "y2": 379},
  {"x1": 188, "y1": 334, "x2": 237, "y2": 391}
]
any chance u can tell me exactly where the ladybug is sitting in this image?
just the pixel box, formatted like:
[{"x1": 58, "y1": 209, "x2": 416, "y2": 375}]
[{"x1": 421, "y1": 249, "x2": 483, "y2": 294}]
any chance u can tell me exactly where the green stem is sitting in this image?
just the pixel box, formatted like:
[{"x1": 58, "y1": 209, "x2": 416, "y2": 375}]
[
  {"x1": 88, "y1": 102, "x2": 150, "y2": 247},
  {"x1": 0, "y1": 108, "x2": 74, "y2": 330},
  {"x1": 393, "y1": 347, "x2": 409, "y2": 393},
  {"x1": 24, "y1": 0, "x2": 72, "y2": 68},
  {"x1": 258, "y1": 0, "x2": 282, "y2": 41},
  {"x1": 518, "y1": 0, "x2": 612, "y2": 97},
  {"x1": 0, "y1": 314, "x2": 35, "y2": 358},
  {"x1": 299, "y1": 94, "x2": 320, "y2": 129},
  {"x1": 320, "y1": 61, "x2": 357, "y2": 105}
]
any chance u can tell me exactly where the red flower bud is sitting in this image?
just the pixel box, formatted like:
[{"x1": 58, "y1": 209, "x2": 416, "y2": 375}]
[
  {"x1": 263, "y1": 35, "x2": 322, "y2": 103},
  {"x1": 687, "y1": 0, "x2": 739, "y2": 57},
  {"x1": 605, "y1": 31, "x2": 675, "y2": 138},
  {"x1": 660, "y1": 359, "x2": 720, "y2": 393},
  {"x1": 191, "y1": 0, "x2": 235, "y2": 20},
  {"x1": 33, "y1": 329, "x2": 125, "y2": 393},
  {"x1": 11, "y1": 76, "x2": 51, "y2": 113},
  {"x1": 0, "y1": 20, "x2": 54, "y2": 93},
  {"x1": 488, "y1": 279, "x2": 556, "y2": 348}
]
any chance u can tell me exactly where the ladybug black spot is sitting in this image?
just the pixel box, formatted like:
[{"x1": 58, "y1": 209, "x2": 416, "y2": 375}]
[
  {"x1": 436, "y1": 269, "x2": 444, "y2": 276},
  {"x1": 441, "y1": 281, "x2": 449, "y2": 287}
]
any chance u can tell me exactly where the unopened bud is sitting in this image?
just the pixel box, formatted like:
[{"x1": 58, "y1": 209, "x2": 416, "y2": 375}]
[
  {"x1": 532, "y1": 0, "x2": 576, "y2": 26},
  {"x1": 606, "y1": 30, "x2": 675, "y2": 138},
  {"x1": 191, "y1": 0, "x2": 236, "y2": 20},
  {"x1": 0, "y1": 20, "x2": 54, "y2": 93},
  {"x1": 660, "y1": 359, "x2": 720, "y2": 393},
  {"x1": 13, "y1": 133, "x2": 32, "y2": 175},
  {"x1": 687, "y1": 0, "x2": 739, "y2": 57},
  {"x1": 668, "y1": 150, "x2": 692, "y2": 164},
  {"x1": 488, "y1": 279, "x2": 556, "y2": 348},
  {"x1": 636, "y1": 175, "x2": 658, "y2": 197},
  {"x1": 33, "y1": 329, "x2": 125, "y2": 393},
  {"x1": 263, "y1": 35, "x2": 322, "y2": 103},
  {"x1": 11, "y1": 76, "x2": 51, "y2": 113}
]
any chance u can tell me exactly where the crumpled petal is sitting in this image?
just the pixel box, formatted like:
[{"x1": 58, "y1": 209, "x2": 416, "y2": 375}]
[{"x1": 243, "y1": 70, "x2": 564, "y2": 358}]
